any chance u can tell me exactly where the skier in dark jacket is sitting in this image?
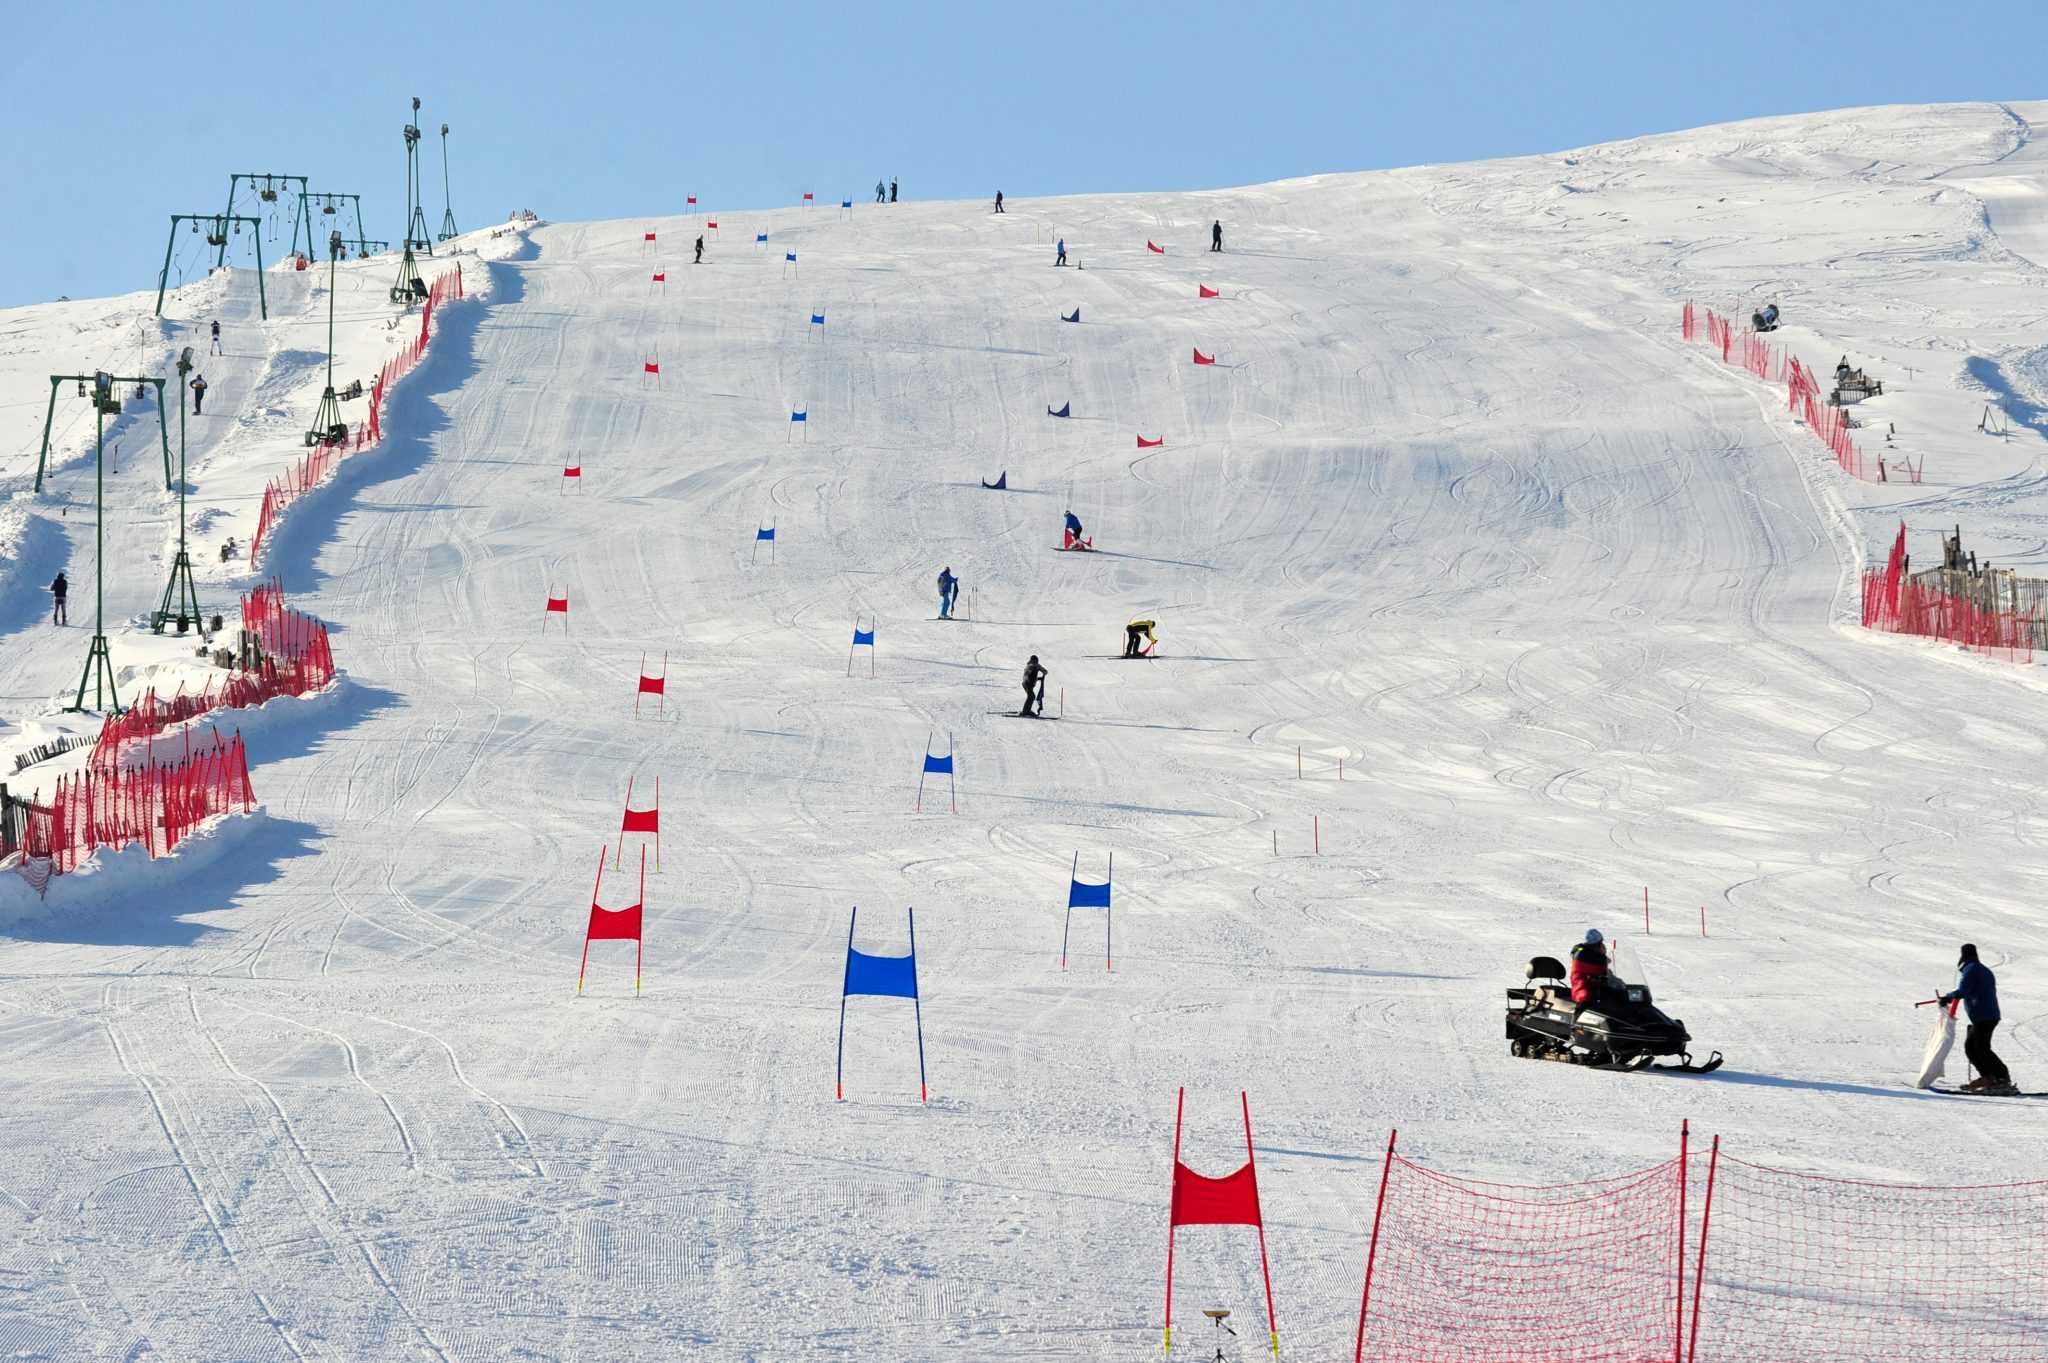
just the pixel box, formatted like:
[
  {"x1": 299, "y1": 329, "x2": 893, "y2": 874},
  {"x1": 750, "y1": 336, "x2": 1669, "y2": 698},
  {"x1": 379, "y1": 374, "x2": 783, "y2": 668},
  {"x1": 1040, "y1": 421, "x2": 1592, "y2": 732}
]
[
  {"x1": 889, "y1": 178, "x2": 898, "y2": 203},
  {"x1": 694, "y1": 235, "x2": 704, "y2": 264},
  {"x1": 1062, "y1": 510, "x2": 1086, "y2": 550},
  {"x1": 937, "y1": 566, "x2": 959, "y2": 619},
  {"x1": 994, "y1": 191, "x2": 1004, "y2": 214},
  {"x1": 876, "y1": 179, "x2": 887, "y2": 204},
  {"x1": 1055, "y1": 238, "x2": 1067, "y2": 267},
  {"x1": 1940, "y1": 944, "x2": 2012, "y2": 1091},
  {"x1": 191, "y1": 374, "x2": 208, "y2": 415},
  {"x1": 50, "y1": 572, "x2": 67, "y2": 626},
  {"x1": 1211, "y1": 220, "x2": 1223, "y2": 252},
  {"x1": 1569, "y1": 930, "x2": 1610, "y2": 1006},
  {"x1": 209, "y1": 319, "x2": 222, "y2": 355},
  {"x1": 1019, "y1": 655, "x2": 1046, "y2": 717}
]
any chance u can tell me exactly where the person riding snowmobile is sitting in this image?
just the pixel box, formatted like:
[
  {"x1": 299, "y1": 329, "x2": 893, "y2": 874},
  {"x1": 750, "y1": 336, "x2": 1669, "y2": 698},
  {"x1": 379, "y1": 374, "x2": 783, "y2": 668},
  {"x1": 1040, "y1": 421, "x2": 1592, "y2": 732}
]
[
  {"x1": 1570, "y1": 930, "x2": 1612, "y2": 1006},
  {"x1": 1123, "y1": 618, "x2": 1157, "y2": 657}
]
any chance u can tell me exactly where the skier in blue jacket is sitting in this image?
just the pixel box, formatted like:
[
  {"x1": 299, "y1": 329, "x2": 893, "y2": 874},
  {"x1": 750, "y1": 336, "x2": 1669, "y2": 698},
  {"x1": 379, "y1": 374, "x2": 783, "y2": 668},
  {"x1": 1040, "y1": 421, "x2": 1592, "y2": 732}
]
[
  {"x1": 1940, "y1": 943, "x2": 2013, "y2": 1092},
  {"x1": 936, "y1": 566, "x2": 958, "y2": 619}
]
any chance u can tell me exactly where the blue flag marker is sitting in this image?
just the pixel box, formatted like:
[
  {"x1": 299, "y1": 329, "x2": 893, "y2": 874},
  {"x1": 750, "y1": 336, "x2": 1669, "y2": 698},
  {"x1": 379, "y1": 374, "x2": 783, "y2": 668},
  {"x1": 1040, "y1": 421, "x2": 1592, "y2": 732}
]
[
  {"x1": 915, "y1": 731, "x2": 956, "y2": 813},
  {"x1": 811, "y1": 312, "x2": 825, "y2": 327},
  {"x1": 836, "y1": 906, "x2": 928, "y2": 1102},
  {"x1": 1062, "y1": 852, "x2": 1113, "y2": 970},
  {"x1": 756, "y1": 232, "x2": 769, "y2": 243}
]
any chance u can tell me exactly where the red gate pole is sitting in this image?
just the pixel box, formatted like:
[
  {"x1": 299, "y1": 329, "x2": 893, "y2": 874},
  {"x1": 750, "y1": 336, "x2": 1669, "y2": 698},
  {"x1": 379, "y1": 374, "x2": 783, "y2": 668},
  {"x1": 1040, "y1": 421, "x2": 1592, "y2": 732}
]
[
  {"x1": 1675, "y1": 1120, "x2": 1688, "y2": 1363},
  {"x1": 1685, "y1": 1135, "x2": 1721, "y2": 1363},
  {"x1": 1244, "y1": 1091, "x2": 1280, "y2": 1357},
  {"x1": 1354, "y1": 1129, "x2": 1398, "y2": 1363},
  {"x1": 1164, "y1": 1086, "x2": 1184, "y2": 1354}
]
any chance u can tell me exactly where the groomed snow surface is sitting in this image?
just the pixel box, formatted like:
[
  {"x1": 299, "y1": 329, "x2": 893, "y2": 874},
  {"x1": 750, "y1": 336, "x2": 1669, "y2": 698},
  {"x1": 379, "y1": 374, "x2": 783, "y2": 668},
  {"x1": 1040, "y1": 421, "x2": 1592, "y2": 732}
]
[{"x1": 4, "y1": 102, "x2": 2048, "y2": 1359}]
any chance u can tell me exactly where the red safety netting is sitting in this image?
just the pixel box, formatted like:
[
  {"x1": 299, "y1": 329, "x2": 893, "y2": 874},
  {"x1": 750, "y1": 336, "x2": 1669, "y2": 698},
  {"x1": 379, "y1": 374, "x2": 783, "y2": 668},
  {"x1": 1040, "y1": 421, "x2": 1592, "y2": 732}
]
[
  {"x1": 1861, "y1": 572, "x2": 2033, "y2": 662},
  {"x1": 252, "y1": 265, "x2": 464, "y2": 568},
  {"x1": 1687, "y1": 1155, "x2": 2048, "y2": 1363},
  {"x1": 22, "y1": 728, "x2": 257, "y2": 873},
  {"x1": 1859, "y1": 521, "x2": 1908, "y2": 629},
  {"x1": 1355, "y1": 1139, "x2": 1686, "y2": 1363},
  {"x1": 1683, "y1": 305, "x2": 1920, "y2": 485},
  {"x1": 88, "y1": 582, "x2": 336, "y2": 774}
]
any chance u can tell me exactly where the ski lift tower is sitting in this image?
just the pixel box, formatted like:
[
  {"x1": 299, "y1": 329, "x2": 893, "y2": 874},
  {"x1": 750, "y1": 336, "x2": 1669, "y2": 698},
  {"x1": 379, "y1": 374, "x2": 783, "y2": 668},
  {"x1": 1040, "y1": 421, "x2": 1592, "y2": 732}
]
[
  {"x1": 437, "y1": 122, "x2": 458, "y2": 242},
  {"x1": 305, "y1": 231, "x2": 349, "y2": 449},
  {"x1": 219, "y1": 172, "x2": 313, "y2": 265},
  {"x1": 154, "y1": 345, "x2": 205, "y2": 633},
  {"x1": 34, "y1": 371, "x2": 174, "y2": 712},
  {"x1": 312, "y1": 192, "x2": 371, "y2": 257},
  {"x1": 393, "y1": 96, "x2": 433, "y2": 305},
  {"x1": 157, "y1": 213, "x2": 267, "y2": 319}
]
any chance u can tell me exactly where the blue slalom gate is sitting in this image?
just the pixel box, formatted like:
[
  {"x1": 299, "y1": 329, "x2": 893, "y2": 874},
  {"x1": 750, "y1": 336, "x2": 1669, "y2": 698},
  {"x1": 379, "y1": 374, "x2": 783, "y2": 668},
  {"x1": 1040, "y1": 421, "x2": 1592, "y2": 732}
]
[{"x1": 836, "y1": 906, "x2": 927, "y2": 1102}]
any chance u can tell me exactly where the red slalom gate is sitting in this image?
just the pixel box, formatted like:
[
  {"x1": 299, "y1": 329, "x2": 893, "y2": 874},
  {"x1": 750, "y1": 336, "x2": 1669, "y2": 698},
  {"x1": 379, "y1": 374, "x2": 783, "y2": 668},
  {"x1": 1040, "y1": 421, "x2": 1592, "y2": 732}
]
[{"x1": 255, "y1": 265, "x2": 465, "y2": 568}]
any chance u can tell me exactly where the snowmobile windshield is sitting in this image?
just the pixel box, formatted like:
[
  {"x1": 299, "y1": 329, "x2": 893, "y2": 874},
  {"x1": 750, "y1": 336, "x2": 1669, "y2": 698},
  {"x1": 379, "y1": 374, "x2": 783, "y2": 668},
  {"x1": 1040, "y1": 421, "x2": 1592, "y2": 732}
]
[{"x1": 1605, "y1": 938, "x2": 1652, "y2": 993}]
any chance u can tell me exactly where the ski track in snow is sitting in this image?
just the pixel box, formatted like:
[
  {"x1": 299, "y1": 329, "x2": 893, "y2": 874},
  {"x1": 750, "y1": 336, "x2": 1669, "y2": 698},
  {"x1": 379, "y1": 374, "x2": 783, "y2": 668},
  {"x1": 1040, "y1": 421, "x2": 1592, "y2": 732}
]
[{"x1": 3, "y1": 102, "x2": 2048, "y2": 1357}]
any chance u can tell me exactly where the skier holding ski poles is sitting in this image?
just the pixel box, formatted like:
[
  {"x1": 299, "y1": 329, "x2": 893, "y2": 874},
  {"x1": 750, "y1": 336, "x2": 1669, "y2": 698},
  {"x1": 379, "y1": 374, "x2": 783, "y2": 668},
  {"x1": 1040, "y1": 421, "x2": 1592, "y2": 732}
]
[
  {"x1": 1019, "y1": 655, "x2": 1047, "y2": 717},
  {"x1": 1939, "y1": 943, "x2": 2016, "y2": 1094}
]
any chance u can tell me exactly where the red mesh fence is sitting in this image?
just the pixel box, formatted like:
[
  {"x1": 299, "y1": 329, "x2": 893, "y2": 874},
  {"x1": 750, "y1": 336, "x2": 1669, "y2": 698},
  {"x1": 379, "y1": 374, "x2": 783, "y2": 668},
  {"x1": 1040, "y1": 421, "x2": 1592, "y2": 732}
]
[
  {"x1": 1860, "y1": 522, "x2": 2032, "y2": 662},
  {"x1": 1355, "y1": 1139, "x2": 1686, "y2": 1363},
  {"x1": 252, "y1": 264, "x2": 464, "y2": 569},
  {"x1": 1682, "y1": 305, "x2": 1920, "y2": 485},
  {"x1": 1689, "y1": 1154, "x2": 2048, "y2": 1363},
  {"x1": 22, "y1": 729, "x2": 257, "y2": 873},
  {"x1": 88, "y1": 581, "x2": 336, "y2": 774}
]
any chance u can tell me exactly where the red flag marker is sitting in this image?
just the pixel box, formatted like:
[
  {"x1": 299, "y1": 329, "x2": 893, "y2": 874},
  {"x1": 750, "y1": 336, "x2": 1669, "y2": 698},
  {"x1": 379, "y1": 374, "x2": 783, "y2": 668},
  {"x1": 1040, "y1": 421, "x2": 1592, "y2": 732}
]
[
  {"x1": 1136, "y1": 435, "x2": 1163, "y2": 448},
  {"x1": 1193, "y1": 349, "x2": 1215, "y2": 365},
  {"x1": 1199, "y1": 285, "x2": 1220, "y2": 299}
]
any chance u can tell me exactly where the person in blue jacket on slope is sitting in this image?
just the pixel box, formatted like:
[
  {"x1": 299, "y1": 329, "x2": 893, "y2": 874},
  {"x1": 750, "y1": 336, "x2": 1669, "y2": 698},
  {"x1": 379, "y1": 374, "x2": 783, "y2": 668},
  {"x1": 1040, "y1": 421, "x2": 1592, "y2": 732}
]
[{"x1": 1940, "y1": 943, "x2": 2014, "y2": 1093}]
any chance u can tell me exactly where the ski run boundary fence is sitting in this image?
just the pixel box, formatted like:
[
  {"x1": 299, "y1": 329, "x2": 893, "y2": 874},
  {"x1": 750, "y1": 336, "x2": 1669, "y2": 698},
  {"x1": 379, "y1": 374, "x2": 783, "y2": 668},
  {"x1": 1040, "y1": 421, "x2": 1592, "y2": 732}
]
[
  {"x1": 250, "y1": 263, "x2": 464, "y2": 569},
  {"x1": 1354, "y1": 1124, "x2": 2047, "y2": 1363},
  {"x1": 13, "y1": 583, "x2": 336, "y2": 878},
  {"x1": 1861, "y1": 521, "x2": 2033, "y2": 663},
  {"x1": 1681, "y1": 302, "x2": 1921, "y2": 485}
]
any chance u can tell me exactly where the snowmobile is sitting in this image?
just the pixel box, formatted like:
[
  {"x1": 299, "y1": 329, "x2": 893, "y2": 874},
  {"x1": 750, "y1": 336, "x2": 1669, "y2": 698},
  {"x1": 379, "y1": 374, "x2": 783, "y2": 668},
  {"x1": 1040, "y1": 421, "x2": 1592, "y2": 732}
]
[{"x1": 1505, "y1": 956, "x2": 1722, "y2": 1073}]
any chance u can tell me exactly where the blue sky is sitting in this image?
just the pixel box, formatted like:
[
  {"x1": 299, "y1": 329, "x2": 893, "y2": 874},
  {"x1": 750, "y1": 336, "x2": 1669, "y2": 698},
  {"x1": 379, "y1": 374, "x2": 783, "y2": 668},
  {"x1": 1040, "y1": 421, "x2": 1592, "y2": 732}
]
[{"x1": 7, "y1": 1, "x2": 2045, "y2": 307}]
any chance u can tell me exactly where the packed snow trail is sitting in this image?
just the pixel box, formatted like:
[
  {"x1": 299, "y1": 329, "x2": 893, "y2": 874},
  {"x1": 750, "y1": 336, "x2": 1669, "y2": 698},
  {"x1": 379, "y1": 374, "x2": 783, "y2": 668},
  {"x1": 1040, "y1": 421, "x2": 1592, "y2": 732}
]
[{"x1": 5, "y1": 104, "x2": 2048, "y2": 1359}]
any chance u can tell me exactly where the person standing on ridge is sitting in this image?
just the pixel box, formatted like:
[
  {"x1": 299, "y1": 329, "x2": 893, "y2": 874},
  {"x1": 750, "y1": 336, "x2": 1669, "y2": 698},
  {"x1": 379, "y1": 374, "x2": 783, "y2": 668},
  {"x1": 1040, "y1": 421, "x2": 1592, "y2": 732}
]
[
  {"x1": 1019, "y1": 655, "x2": 1047, "y2": 717},
  {"x1": 1123, "y1": 618, "x2": 1157, "y2": 657},
  {"x1": 694, "y1": 234, "x2": 704, "y2": 264},
  {"x1": 191, "y1": 373, "x2": 208, "y2": 415},
  {"x1": 209, "y1": 319, "x2": 222, "y2": 354},
  {"x1": 1055, "y1": 238, "x2": 1067, "y2": 267},
  {"x1": 1940, "y1": 943, "x2": 2014, "y2": 1093},
  {"x1": 937, "y1": 565, "x2": 959, "y2": 619},
  {"x1": 876, "y1": 179, "x2": 887, "y2": 204},
  {"x1": 890, "y1": 177, "x2": 898, "y2": 203},
  {"x1": 994, "y1": 190, "x2": 1004, "y2": 214},
  {"x1": 50, "y1": 571, "x2": 67, "y2": 626},
  {"x1": 1211, "y1": 220, "x2": 1223, "y2": 252}
]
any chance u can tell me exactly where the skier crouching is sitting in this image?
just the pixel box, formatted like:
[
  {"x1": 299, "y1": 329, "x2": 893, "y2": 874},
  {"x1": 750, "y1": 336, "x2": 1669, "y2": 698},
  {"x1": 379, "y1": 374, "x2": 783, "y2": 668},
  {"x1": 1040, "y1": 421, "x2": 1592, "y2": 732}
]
[{"x1": 1123, "y1": 618, "x2": 1157, "y2": 657}]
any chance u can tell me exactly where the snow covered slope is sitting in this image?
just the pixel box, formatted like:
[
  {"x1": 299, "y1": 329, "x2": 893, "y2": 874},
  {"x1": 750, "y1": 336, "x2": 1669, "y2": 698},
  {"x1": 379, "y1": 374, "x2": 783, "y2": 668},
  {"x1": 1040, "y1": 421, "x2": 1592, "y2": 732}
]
[{"x1": 3, "y1": 102, "x2": 2047, "y2": 1359}]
